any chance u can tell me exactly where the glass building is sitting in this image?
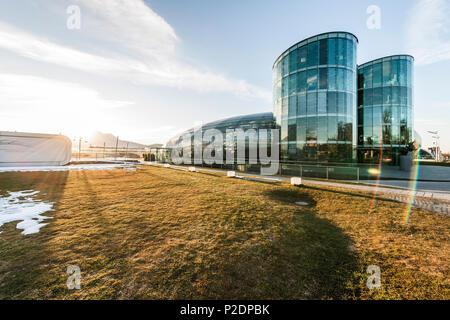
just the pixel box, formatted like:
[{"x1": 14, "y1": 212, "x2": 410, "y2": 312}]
[
  {"x1": 166, "y1": 112, "x2": 276, "y2": 165},
  {"x1": 273, "y1": 32, "x2": 358, "y2": 163},
  {"x1": 357, "y1": 55, "x2": 414, "y2": 165}
]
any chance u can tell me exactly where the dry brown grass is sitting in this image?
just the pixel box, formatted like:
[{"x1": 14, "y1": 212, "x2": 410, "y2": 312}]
[{"x1": 0, "y1": 166, "x2": 448, "y2": 299}]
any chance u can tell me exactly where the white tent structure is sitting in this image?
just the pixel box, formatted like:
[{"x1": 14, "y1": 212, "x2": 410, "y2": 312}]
[{"x1": 0, "y1": 131, "x2": 72, "y2": 167}]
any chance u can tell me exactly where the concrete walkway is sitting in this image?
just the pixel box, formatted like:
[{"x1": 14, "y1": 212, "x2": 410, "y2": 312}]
[{"x1": 143, "y1": 162, "x2": 450, "y2": 216}]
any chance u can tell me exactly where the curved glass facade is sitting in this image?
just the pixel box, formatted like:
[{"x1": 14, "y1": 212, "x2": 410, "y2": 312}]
[
  {"x1": 357, "y1": 55, "x2": 414, "y2": 165},
  {"x1": 273, "y1": 32, "x2": 358, "y2": 163},
  {"x1": 166, "y1": 112, "x2": 276, "y2": 164}
]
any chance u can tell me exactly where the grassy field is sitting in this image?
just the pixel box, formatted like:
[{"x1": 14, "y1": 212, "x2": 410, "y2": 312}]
[{"x1": 0, "y1": 166, "x2": 448, "y2": 299}]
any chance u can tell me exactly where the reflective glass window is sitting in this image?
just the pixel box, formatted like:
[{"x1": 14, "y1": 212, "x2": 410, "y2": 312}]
[
  {"x1": 337, "y1": 39, "x2": 346, "y2": 66},
  {"x1": 319, "y1": 68, "x2": 328, "y2": 89},
  {"x1": 288, "y1": 95, "x2": 297, "y2": 117},
  {"x1": 346, "y1": 39, "x2": 354, "y2": 68},
  {"x1": 392, "y1": 86, "x2": 400, "y2": 104},
  {"x1": 289, "y1": 50, "x2": 297, "y2": 73},
  {"x1": 282, "y1": 56, "x2": 289, "y2": 76},
  {"x1": 297, "y1": 71, "x2": 306, "y2": 93},
  {"x1": 373, "y1": 63, "x2": 382, "y2": 87},
  {"x1": 307, "y1": 42, "x2": 318, "y2": 67},
  {"x1": 327, "y1": 92, "x2": 337, "y2": 113},
  {"x1": 328, "y1": 68, "x2": 336, "y2": 90},
  {"x1": 289, "y1": 73, "x2": 297, "y2": 96},
  {"x1": 383, "y1": 106, "x2": 392, "y2": 124},
  {"x1": 328, "y1": 38, "x2": 336, "y2": 65},
  {"x1": 373, "y1": 106, "x2": 382, "y2": 126},
  {"x1": 307, "y1": 92, "x2": 317, "y2": 115},
  {"x1": 373, "y1": 87, "x2": 382, "y2": 105},
  {"x1": 391, "y1": 60, "x2": 399, "y2": 86},
  {"x1": 306, "y1": 117, "x2": 317, "y2": 141},
  {"x1": 383, "y1": 86, "x2": 392, "y2": 105},
  {"x1": 364, "y1": 107, "x2": 372, "y2": 125},
  {"x1": 298, "y1": 46, "x2": 307, "y2": 69},
  {"x1": 297, "y1": 117, "x2": 307, "y2": 141},
  {"x1": 328, "y1": 116, "x2": 337, "y2": 140},
  {"x1": 320, "y1": 39, "x2": 328, "y2": 65},
  {"x1": 307, "y1": 69, "x2": 318, "y2": 91},
  {"x1": 318, "y1": 117, "x2": 328, "y2": 142},
  {"x1": 364, "y1": 88, "x2": 373, "y2": 106},
  {"x1": 318, "y1": 92, "x2": 327, "y2": 114},
  {"x1": 297, "y1": 94, "x2": 307, "y2": 116},
  {"x1": 363, "y1": 66, "x2": 373, "y2": 89},
  {"x1": 383, "y1": 61, "x2": 392, "y2": 86}
]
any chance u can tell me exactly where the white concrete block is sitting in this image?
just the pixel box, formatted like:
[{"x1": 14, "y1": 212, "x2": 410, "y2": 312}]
[
  {"x1": 227, "y1": 171, "x2": 236, "y2": 178},
  {"x1": 291, "y1": 177, "x2": 302, "y2": 186},
  {"x1": 163, "y1": 164, "x2": 170, "y2": 168},
  {"x1": 188, "y1": 167, "x2": 197, "y2": 172}
]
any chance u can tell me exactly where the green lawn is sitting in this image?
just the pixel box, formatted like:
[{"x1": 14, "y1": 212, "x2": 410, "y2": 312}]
[{"x1": 0, "y1": 166, "x2": 448, "y2": 299}]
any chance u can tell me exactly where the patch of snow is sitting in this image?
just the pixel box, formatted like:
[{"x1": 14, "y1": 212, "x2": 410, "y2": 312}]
[{"x1": 0, "y1": 190, "x2": 54, "y2": 235}]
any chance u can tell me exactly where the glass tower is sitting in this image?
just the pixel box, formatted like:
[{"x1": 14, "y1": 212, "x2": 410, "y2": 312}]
[
  {"x1": 357, "y1": 55, "x2": 414, "y2": 165},
  {"x1": 273, "y1": 32, "x2": 358, "y2": 163}
]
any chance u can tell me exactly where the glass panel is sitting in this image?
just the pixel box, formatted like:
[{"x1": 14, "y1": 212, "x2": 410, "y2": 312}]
[
  {"x1": 364, "y1": 126, "x2": 373, "y2": 146},
  {"x1": 282, "y1": 77, "x2": 289, "y2": 97},
  {"x1": 307, "y1": 41, "x2": 318, "y2": 67},
  {"x1": 328, "y1": 68, "x2": 336, "y2": 90},
  {"x1": 328, "y1": 116, "x2": 337, "y2": 140},
  {"x1": 337, "y1": 92, "x2": 345, "y2": 115},
  {"x1": 364, "y1": 107, "x2": 372, "y2": 125},
  {"x1": 392, "y1": 86, "x2": 400, "y2": 104},
  {"x1": 297, "y1": 71, "x2": 306, "y2": 93},
  {"x1": 306, "y1": 117, "x2": 317, "y2": 141},
  {"x1": 373, "y1": 125, "x2": 382, "y2": 145},
  {"x1": 399, "y1": 59, "x2": 407, "y2": 86},
  {"x1": 289, "y1": 73, "x2": 297, "y2": 96},
  {"x1": 337, "y1": 68, "x2": 345, "y2": 91},
  {"x1": 373, "y1": 106, "x2": 382, "y2": 126},
  {"x1": 364, "y1": 88, "x2": 373, "y2": 106},
  {"x1": 346, "y1": 39, "x2": 353, "y2": 68},
  {"x1": 318, "y1": 116, "x2": 328, "y2": 142},
  {"x1": 391, "y1": 60, "x2": 399, "y2": 86},
  {"x1": 318, "y1": 92, "x2": 327, "y2": 114},
  {"x1": 297, "y1": 117, "x2": 307, "y2": 141},
  {"x1": 383, "y1": 106, "x2": 392, "y2": 124},
  {"x1": 337, "y1": 39, "x2": 346, "y2": 66},
  {"x1": 327, "y1": 38, "x2": 336, "y2": 65},
  {"x1": 319, "y1": 39, "x2": 328, "y2": 65},
  {"x1": 383, "y1": 86, "x2": 392, "y2": 105},
  {"x1": 297, "y1": 94, "x2": 307, "y2": 116},
  {"x1": 363, "y1": 65, "x2": 373, "y2": 89},
  {"x1": 307, "y1": 69, "x2": 318, "y2": 91},
  {"x1": 373, "y1": 62, "x2": 382, "y2": 87},
  {"x1": 382, "y1": 60, "x2": 392, "y2": 86},
  {"x1": 319, "y1": 67, "x2": 328, "y2": 89},
  {"x1": 297, "y1": 46, "x2": 307, "y2": 69},
  {"x1": 282, "y1": 56, "x2": 289, "y2": 76},
  {"x1": 288, "y1": 95, "x2": 297, "y2": 117},
  {"x1": 373, "y1": 87, "x2": 382, "y2": 105},
  {"x1": 307, "y1": 92, "x2": 317, "y2": 115},
  {"x1": 400, "y1": 86, "x2": 407, "y2": 105},
  {"x1": 358, "y1": 69, "x2": 364, "y2": 89},
  {"x1": 358, "y1": 90, "x2": 364, "y2": 107},
  {"x1": 327, "y1": 92, "x2": 337, "y2": 113},
  {"x1": 289, "y1": 50, "x2": 297, "y2": 73}
]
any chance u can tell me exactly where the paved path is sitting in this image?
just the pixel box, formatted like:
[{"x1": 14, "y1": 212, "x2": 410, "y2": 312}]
[{"x1": 143, "y1": 162, "x2": 450, "y2": 216}]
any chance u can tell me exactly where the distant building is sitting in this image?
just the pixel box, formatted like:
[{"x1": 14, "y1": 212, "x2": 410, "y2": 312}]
[{"x1": 0, "y1": 131, "x2": 72, "y2": 167}]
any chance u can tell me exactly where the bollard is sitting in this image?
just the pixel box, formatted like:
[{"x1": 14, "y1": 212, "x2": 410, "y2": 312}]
[
  {"x1": 291, "y1": 177, "x2": 302, "y2": 186},
  {"x1": 227, "y1": 171, "x2": 236, "y2": 178}
]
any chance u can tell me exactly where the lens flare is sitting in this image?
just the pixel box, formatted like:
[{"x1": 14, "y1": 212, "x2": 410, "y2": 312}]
[{"x1": 403, "y1": 161, "x2": 421, "y2": 226}]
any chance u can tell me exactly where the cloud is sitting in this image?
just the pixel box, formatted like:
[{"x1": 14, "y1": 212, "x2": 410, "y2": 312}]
[
  {"x1": 0, "y1": 0, "x2": 271, "y2": 101},
  {"x1": 0, "y1": 73, "x2": 133, "y2": 136},
  {"x1": 406, "y1": 0, "x2": 450, "y2": 66}
]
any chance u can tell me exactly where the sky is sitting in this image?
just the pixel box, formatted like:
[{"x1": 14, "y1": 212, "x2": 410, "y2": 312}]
[{"x1": 0, "y1": 0, "x2": 449, "y2": 152}]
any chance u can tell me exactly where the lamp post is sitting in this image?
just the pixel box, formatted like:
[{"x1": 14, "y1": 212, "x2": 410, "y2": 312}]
[{"x1": 427, "y1": 131, "x2": 439, "y2": 162}]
